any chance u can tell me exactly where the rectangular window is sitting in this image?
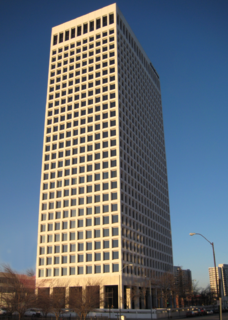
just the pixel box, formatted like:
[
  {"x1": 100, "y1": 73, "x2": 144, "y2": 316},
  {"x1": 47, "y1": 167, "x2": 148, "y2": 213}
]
[
  {"x1": 103, "y1": 16, "x2": 107, "y2": 27},
  {"x1": 96, "y1": 19, "x2": 101, "y2": 29},
  {"x1": 77, "y1": 26, "x2": 81, "y2": 36},
  {"x1": 78, "y1": 266, "x2": 83, "y2": 274},
  {"x1": 53, "y1": 35, "x2": 58, "y2": 45},
  {"x1": 90, "y1": 21, "x2": 94, "y2": 31},
  {"x1": 71, "y1": 28, "x2": 75, "y2": 38},
  {"x1": 109, "y1": 14, "x2": 114, "y2": 24},
  {"x1": 103, "y1": 264, "x2": 110, "y2": 273},
  {"x1": 83, "y1": 23, "x2": 88, "y2": 34}
]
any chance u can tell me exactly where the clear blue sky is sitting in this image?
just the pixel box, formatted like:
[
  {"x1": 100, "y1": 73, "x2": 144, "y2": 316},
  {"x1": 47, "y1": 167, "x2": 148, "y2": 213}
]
[{"x1": 0, "y1": 0, "x2": 227, "y2": 289}]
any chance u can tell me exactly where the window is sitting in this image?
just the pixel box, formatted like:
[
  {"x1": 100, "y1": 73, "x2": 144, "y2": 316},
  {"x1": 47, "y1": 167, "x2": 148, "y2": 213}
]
[
  {"x1": 112, "y1": 239, "x2": 118, "y2": 248},
  {"x1": 95, "y1": 241, "x2": 101, "y2": 250},
  {"x1": 94, "y1": 229, "x2": 100, "y2": 238},
  {"x1": 111, "y1": 181, "x2": 117, "y2": 189},
  {"x1": 78, "y1": 267, "x2": 83, "y2": 274},
  {"x1": 95, "y1": 265, "x2": 101, "y2": 273},
  {"x1": 95, "y1": 206, "x2": 100, "y2": 214},
  {"x1": 78, "y1": 231, "x2": 83, "y2": 239},
  {"x1": 112, "y1": 264, "x2": 119, "y2": 272},
  {"x1": 112, "y1": 204, "x2": 118, "y2": 211},
  {"x1": 94, "y1": 217, "x2": 100, "y2": 225},
  {"x1": 86, "y1": 266, "x2": 92, "y2": 274},
  {"x1": 86, "y1": 230, "x2": 92, "y2": 239},
  {"x1": 103, "y1": 216, "x2": 109, "y2": 224},
  {"x1": 96, "y1": 19, "x2": 101, "y2": 29},
  {"x1": 55, "y1": 245, "x2": 60, "y2": 253},
  {"x1": 103, "y1": 252, "x2": 109, "y2": 260},
  {"x1": 86, "y1": 242, "x2": 92, "y2": 250},
  {"x1": 78, "y1": 243, "x2": 84, "y2": 251},
  {"x1": 103, "y1": 240, "x2": 109, "y2": 249},
  {"x1": 103, "y1": 264, "x2": 110, "y2": 273},
  {"x1": 86, "y1": 253, "x2": 92, "y2": 262},
  {"x1": 103, "y1": 183, "x2": 109, "y2": 190},
  {"x1": 62, "y1": 256, "x2": 67, "y2": 264},
  {"x1": 112, "y1": 227, "x2": 118, "y2": 236},
  {"x1": 112, "y1": 251, "x2": 119, "y2": 260},
  {"x1": 70, "y1": 267, "x2": 75, "y2": 275},
  {"x1": 78, "y1": 219, "x2": 83, "y2": 227},
  {"x1": 112, "y1": 215, "x2": 118, "y2": 223},
  {"x1": 78, "y1": 254, "x2": 84, "y2": 262},
  {"x1": 95, "y1": 253, "x2": 101, "y2": 261},
  {"x1": 86, "y1": 218, "x2": 92, "y2": 226},
  {"x1": 54, "y1": 257, "x2": 59, "y2": 264},
  {"x1": 90, "y1": 21, "x2": 94, "y2": 31},
  {"x1": 70, "y1": 232, "x2": 75, "y2": 240},
  {"x1": 103, "y1": 194, "x2": 109, "y2": 201},
  {"x1": 103, "y1": 172, "x2": 109, "y2": 179},
  {"x1": 103, "y1": 228, "x2": 109, "y2": 237}
]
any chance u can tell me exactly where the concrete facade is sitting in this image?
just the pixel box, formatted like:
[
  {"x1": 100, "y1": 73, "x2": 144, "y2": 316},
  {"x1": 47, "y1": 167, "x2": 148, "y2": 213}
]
[
  {"x1": 36, "y1": 3, "x2": 173, "y2": 309},
  {"x1": 209, "y1": 264, "x2": 228, "y2": 298}
]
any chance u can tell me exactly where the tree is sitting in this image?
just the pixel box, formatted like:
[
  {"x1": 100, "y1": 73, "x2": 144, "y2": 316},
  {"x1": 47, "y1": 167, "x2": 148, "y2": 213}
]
[
  {"x1": 68, "y1": 281, "x2": 103, "y2": 320},
  {"x1": 37, "y1": 280, "x2": 67, "y2": 320},
  {"x1": 0, "y1": 264, "x2": 35, "y2": 320},
  {"x1": 149, "y1": 272, "x2": 175, "y2": 308}
]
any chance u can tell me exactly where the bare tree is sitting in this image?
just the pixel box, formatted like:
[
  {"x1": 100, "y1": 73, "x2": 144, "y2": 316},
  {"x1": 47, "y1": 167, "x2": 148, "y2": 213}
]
[
  {"x1": 149, "y1": 272, "x2": 175, "y2": 308},
  {"x1": 0, "y1": 264, "x2": 35, "y2": 320},
  {"x1": 37, "y1": 280, "x2": 67, "y2": 320},
  {"x1": 158, "y1": 272, "x2": 175, "y2": 307},
  {"x1": 68, "y1": 281, "x2": 103, "y2": 320}
]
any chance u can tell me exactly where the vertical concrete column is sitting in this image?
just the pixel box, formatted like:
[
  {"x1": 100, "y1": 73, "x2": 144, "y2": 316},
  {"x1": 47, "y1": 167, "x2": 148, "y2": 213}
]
[
  {"x1": 100, "y1": 285, "x2": 105, "y2": 309},
  {"x1": 65, "y1": 286, "x2": 69, "y2": 309},
  {"x1": 119, "y1": 274, "x2": 124, "y2": 309}
]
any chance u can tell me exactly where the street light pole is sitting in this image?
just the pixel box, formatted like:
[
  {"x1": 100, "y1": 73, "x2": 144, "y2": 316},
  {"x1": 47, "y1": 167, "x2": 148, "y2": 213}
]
[{"x1": 189, "y1": 233, "x2": 219, "y2": 299}]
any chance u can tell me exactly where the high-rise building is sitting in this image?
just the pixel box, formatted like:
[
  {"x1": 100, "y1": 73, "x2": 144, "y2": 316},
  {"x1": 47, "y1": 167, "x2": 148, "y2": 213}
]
[
  {"x1": 209, "y1": 264, "x2": 228, "y2": 298},
  {"x1": 36, "y1": 3, "x2": 173, "y2": 309}
]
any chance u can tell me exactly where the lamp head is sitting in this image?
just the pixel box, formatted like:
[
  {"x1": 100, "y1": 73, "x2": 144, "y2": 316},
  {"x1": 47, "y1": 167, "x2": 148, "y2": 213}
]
[{"x1": 189, "y1": 233, "x2": 196, "y2": 236}]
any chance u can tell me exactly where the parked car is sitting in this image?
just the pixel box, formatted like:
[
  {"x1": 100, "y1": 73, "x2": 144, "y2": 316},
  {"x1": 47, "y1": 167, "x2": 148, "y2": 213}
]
[
  {"x1": 206, "y1": 310, "x2": 213, "y2": 315},
  {"x1": 198, "y1": 308, "x2": 207, "y2": 316},
  {"x1": 186, "y1": 311, "x2": 196, "y2": 317},
  {"x1": 24, "y1": 309, "x2": 41, "y2": 317},
  {"x1": 192, "y1": 309, "x2": 199, "y2": 316},
  {"x1": 0, "y1": 309, "x2": 7, "y2": 315}
]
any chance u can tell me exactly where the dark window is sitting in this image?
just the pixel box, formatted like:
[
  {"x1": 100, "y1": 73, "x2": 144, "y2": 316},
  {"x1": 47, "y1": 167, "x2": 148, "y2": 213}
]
[
  {"x1": 65, "y1": 30, "x2": 69, "y2": 41},
  {"x1": 83, "y1": 23, "x2": 88, "y2": 34},
  {"x1": 90, "y1": 21, "x2": 94, "y2": 31},
  {"x1": 109, "y1": 14, "x2": 114, "y2": 24},
  {"x1": 71, "y1": 28, "x2": 75, "y2": 38},
  {"x1": 96, "y1": 18, "x2": 101, "y2": 29},
  {"x1": 59, "y1": 33, "x2": 63, "y2": 43},
  {"x1": 103, "y1": 16, "x2": 107, "y2": 27},
  {"x1": 53, "y1": 35, "x2": 58, "y2": 45},
  {"x1": 77, "y1": 26, "x2": 81, "y2": 36}
]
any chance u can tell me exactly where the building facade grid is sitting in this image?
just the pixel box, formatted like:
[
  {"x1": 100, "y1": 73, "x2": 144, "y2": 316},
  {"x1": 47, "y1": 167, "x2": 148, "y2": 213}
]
[{"x1": 36, "y1": 3, "x2": 173, "y2": 303}]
